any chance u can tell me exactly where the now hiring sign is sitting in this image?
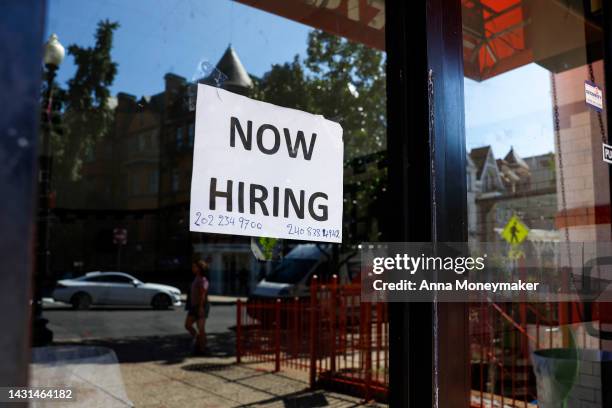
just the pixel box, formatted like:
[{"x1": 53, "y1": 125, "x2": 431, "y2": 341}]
[{"x1": 190, "y1": 84, "x2": 344, "y2": 243}]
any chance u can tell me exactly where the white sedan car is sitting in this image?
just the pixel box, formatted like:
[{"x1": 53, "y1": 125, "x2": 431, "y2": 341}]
[{"x1": 52, "y1": 272, "x2": 182, "y2": 310}]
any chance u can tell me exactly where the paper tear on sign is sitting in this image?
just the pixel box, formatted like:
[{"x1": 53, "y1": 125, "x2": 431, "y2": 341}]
[
  {"x1": 585, "y1": 80, "x2": 603, "y2": 112},
  {"x1": 190, "y1": 84, "x2": 344, "y2": 243}
]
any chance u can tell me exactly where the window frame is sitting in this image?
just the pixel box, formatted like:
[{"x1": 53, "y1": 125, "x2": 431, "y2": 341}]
[{"x1": 386, "y1": 1, "x2": 469, "y2": 406}]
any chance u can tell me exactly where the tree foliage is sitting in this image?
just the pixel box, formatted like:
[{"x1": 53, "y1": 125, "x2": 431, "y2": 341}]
[
  {"x1": 252, "y1": 56, "x2": 313, "y2": 112},
  {"x1": 254, "y1": 30, "x2": 387, "y2": 242},
  {"x1": 48, "y1": 20, "x2": 119, "y2": 185},
  {"x1": 255, "y1": 30, "x2": 386, "y2": 160}
]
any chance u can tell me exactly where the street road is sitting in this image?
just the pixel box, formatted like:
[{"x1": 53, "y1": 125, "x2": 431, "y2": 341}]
[{"x1": 43, "y1": 301, "x2": 236, "y2": 341}]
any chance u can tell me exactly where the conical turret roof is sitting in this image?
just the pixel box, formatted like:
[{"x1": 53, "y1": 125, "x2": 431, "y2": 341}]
[{"x1": 211, "y1": 45, "x2": 253, "y2": 90}]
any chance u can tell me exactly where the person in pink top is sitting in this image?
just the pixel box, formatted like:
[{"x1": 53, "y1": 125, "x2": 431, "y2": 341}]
[{"x1": 184, "y1": 259, "x2": 210, "y2": 354}]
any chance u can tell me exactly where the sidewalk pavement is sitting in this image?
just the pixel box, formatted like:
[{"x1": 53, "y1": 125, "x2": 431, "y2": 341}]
[
  {"x1": 57, "y1": 332, "x2": 385, "y2": 408},
  {"x1": 208, "y1": 295, "x2": 247, "y2": 305},
  {"x1": 179, "y1": 294, "x2": 246, "y2": 305},
  {"x1": 119, "y1": 357, "x2": 379, "y2": 407}
]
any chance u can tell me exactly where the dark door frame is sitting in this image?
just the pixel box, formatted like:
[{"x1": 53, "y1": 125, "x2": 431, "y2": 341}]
[
  {"x1": 386, "y1": 1, "x2": 469, "y2": 406},
  {"x1": 0, "y1": 0, "x2": 46, "y2": 387}
]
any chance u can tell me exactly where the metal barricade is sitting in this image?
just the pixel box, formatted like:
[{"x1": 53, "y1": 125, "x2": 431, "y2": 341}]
[{"x1": 236, "y1": 276, "x2": 389, "y2": 401}]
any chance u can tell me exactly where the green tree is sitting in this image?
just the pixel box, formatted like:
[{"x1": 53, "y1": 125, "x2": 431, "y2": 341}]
[
  {"x1": 252, "y1": 56, "x2": 313, "y2": 112},
  {"x1": 254, "y1": 30, "x2": 387, "y2": 243},
  {"x1": 304, "y1": 30, "x2": 386, "y2": 159},
  {"x1": 256, "y1": 30, "x2": 386, "y2": 160},
  {"x1": 49, "y1": 20, "x2": 119, "y2": 190}
]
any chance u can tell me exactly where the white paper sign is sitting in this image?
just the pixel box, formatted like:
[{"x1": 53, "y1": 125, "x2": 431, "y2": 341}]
[
  {"x1": 585, "y1": 80, "x2": 603, "y2": 112},
  {"x1": 190, "y1": 84, "x2": 343, "y2": 243}
]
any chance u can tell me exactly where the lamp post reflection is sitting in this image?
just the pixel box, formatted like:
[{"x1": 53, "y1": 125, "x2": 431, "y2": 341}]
[{"x1": 33, "y1": 33, "x2": 64, "y2": 346}]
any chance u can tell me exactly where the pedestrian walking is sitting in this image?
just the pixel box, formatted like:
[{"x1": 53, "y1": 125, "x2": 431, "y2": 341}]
[{"x1": 184, "y1": 259, "x2": 210, "y2": 354}]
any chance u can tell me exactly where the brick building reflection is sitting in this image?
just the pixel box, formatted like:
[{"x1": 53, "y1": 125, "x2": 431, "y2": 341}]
[{"x1": 51, "y1": 46, "x2": 257, "y2": 295}]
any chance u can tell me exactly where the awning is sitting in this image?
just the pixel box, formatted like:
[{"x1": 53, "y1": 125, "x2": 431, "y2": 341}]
[
  {"x1": 464, "y1": 0, "x2": 604, "y2": 81},
  {"x1": 236, "y1": 0, "x2": 603, "y2": 81},
  {"x1": 462, "y1": 0, "x2": 530, "y2": 81},
  {"x1": 235, "y1": 0, "x2": 385, "y2": 51}
]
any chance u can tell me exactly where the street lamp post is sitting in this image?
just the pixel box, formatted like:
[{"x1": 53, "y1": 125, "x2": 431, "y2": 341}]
[{"x1": 33, "y1": 34, "x2": 64, "y2": 346}]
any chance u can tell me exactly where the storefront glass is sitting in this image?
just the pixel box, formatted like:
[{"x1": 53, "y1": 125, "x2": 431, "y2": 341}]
[
  {"x1": 462, "y1": 0, "x2": 612, "y2": 405},
  {"x1": 43, "y1": 0, "x2": 386, "y2": 292},
  {"x1": 35, "y1": 1, "x2": 387, "y2": 405}
]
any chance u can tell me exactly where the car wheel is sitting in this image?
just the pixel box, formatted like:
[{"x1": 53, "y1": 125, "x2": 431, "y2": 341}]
[
  {"x1": 71, "y1": 292, "x2": 92, "y2": 310},
  {"x1": 151, "y1": 293, "x2": 171, "y2": 310}
]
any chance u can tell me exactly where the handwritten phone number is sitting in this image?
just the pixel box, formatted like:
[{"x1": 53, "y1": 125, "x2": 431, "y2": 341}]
[
  {"x1": 286, "y1": 224, "x2": 341, "y2": 239},
  {"x1": 192, "y1": 212, "x2": 340, "y2": 239},
  {"x1": 193, "y1": 212, "x2": 263, "y2": 231}
]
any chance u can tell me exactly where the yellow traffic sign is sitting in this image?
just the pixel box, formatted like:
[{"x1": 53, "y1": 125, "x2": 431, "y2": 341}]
[{"x1": 501, "y1": 215, "x2": 529, "y2": 245}]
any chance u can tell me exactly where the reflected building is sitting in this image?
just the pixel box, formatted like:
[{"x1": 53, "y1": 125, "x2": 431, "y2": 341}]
[
  {"x1": 467, "y1": 145, "x2": 557, "y2": 244},
  {"x1": 54, "y1": 46, "x2": 259, "y2": 295},
  {"x1": 552, "y1": 61, "x2": 611, "y2": 243}
]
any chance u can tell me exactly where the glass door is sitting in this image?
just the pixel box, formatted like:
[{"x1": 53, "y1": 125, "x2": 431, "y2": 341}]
[
  {"x1": 462, "y1": 1, "x2": 612, "y2": 406},
  {"x1": 31, "y1": 1, "x2": 389, "y2": 407}
]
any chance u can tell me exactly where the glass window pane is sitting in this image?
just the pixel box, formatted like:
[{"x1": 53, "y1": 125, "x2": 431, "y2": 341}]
[
  {"x1": 40, "y1": 1, "x2": 387, "y2": 405},
  {"x1": 462, "y1": 1, "x2": 611, "y2": 405}
]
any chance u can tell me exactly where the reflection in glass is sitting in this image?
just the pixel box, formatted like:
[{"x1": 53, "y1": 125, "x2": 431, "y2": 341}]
[
  {"x1": 463, "y1": 1, "x2": 611, "y2": 406},
  {"x1": 38, "y1": 1, "x2": 387, "y2": 405}
]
